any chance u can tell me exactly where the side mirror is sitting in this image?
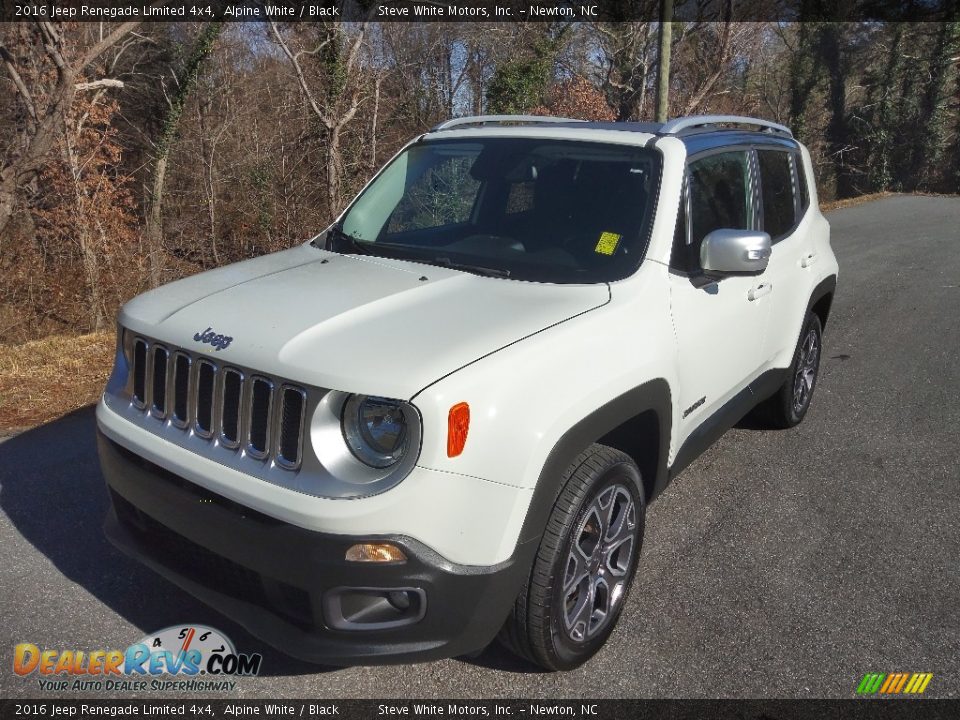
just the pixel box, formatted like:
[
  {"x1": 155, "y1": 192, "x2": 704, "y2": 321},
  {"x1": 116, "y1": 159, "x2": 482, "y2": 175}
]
[{"x1": 700, "y1": 229, "x2": 771, "y2": 276}]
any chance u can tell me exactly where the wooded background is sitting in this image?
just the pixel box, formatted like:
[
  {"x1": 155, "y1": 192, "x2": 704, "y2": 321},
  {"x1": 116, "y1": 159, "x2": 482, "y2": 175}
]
[{"x1": 1, "y1": 10, "x2": 959, "y2": 343}]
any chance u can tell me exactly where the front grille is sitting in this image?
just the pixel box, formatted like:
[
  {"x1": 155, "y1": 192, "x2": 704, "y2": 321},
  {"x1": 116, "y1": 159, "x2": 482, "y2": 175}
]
[
  {"x1": 277, "y1": 387, "x2": 306, "y2": 469},
  {"x1": 132, "y1": 339, "x2": 147, "y2": 406},
  {"x1": 172, "y1": 353, "x2": 190, "y2": 426},
  {"x1": 195, "y1": 360, "x2": 216, "y2": 437},
  {"x1": 125, "y1": 334, "x2": 308, "y2": 470},
  {"x1": 220, "y1": 368, "x2": 243, "y2": 447},
  {"x1": 248, "y1": 377, "x2": 273, "y2": 458},
  {"x1": 151, "y1": 346, "x2": 168, "y2": 417}
]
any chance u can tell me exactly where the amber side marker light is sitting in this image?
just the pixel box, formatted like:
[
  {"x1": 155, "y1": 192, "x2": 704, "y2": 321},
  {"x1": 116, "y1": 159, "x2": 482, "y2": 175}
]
[
  {"x1": 447, "y1": 402, "x2": 470, "y2": 457},
  {"x1": 345, "y1": 543, "x2": 407, "y2": 563}
]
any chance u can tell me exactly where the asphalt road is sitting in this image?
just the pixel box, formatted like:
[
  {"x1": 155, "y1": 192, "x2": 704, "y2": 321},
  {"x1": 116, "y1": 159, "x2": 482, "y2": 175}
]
[{"x1": 1, "y1": 195, "x2": 958, "y2": 699}]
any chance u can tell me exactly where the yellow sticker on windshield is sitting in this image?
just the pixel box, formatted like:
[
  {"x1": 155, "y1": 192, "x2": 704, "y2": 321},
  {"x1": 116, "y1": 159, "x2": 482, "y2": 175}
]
[{"x1": 595, "y1": 232, "x2": 621, "y2": 256}]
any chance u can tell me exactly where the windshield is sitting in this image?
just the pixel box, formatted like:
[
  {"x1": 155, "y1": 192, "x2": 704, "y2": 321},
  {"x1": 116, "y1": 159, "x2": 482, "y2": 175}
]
[{"x1": 333, "y1": 137, "x2": 661, "y2": 283}]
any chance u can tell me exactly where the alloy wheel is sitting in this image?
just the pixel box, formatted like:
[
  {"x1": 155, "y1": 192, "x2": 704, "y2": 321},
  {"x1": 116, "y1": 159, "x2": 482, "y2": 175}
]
[
  {"x1": 792, "y1": 325, "x2": 820, "y2": 414},
  {"x1": 561, "y1": 483, "x2": 637, "y2": 643}
]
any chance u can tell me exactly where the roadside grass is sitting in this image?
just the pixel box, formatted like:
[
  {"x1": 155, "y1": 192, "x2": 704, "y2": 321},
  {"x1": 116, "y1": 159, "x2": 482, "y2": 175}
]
[
  {"x1": 819, "y1": 191, "x2": 893, "y2": 212},
  {"x1": 0, "y1": 332, "x2": 114, "y2": 433}
]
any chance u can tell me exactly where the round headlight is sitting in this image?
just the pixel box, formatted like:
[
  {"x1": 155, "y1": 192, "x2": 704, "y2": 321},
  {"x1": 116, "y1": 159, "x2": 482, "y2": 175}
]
[{"x1": 342, "y1": 395, "x2": 409, "y2": 468}]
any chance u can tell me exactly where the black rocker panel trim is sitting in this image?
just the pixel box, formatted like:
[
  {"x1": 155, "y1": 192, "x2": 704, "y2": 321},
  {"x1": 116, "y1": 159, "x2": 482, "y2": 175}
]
[
  {"x1": 518, "y1": 379, "x2": 672, "y2": 547},
  {"x1": 668, "y1": 368, "x2": 787, "y2": 481}
]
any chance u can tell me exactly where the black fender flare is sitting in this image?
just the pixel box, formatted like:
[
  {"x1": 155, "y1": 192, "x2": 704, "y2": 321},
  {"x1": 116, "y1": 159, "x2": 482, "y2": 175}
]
[
  {"x1": 516, "y1": 378, "x2": 672, "y2": 547},
  {"x1": 806, "y1": 274, "x2": 837, "y2": 330}
]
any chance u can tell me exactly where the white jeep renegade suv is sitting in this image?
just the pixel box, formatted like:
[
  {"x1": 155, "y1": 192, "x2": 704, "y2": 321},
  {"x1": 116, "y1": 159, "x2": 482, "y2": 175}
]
[{"x1": 98, "y1": 115, "x2": 838, "y2": 670}]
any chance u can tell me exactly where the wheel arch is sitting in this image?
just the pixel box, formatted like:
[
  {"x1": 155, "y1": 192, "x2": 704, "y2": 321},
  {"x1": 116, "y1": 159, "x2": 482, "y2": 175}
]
[
  {"x1": 808, "y1": 275, "x2": 837, "y2": 331},
  {"x1": 516, "y1": 379, "x2": 672, "y2": 547}
]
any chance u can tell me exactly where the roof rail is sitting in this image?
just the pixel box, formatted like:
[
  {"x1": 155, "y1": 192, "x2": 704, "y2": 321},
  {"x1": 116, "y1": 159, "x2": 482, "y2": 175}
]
[
  {"x1": 659, "y1": 115, "x2": 793, "y2": 137},
  {"x1": 430, "y1": 115, "x2": 586, "y2": 132}
]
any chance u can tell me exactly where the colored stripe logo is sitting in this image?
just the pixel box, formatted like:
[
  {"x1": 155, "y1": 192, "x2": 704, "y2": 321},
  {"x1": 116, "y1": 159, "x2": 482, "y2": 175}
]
[{"x1": 856, "y1": 673, "x2": 933, "y2": 695}]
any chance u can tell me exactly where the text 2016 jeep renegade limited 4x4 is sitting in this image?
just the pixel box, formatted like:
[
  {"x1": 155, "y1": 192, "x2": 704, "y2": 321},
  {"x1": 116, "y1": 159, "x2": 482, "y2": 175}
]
[{"x1": 98, "y1": 115, "x2": 838, "y2": 670}]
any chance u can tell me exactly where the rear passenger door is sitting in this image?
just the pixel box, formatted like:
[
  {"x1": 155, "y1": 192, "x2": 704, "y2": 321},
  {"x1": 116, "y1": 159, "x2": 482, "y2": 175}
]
[
  {"x1": 754, "y1": 148, "x2": 812, "y2": 365},
  {"x1": 668, "y1": 150, "x2": 770, "y2": 448}
]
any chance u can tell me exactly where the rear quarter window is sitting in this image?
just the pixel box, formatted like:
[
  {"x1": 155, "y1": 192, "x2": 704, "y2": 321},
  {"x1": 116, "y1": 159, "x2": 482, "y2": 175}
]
[
  {"x1": 795, "y1": 153, "x2": 811, "y2": 213},
  {"x1": 757, "y1": 150, "x2": 796, "y2": 240}
]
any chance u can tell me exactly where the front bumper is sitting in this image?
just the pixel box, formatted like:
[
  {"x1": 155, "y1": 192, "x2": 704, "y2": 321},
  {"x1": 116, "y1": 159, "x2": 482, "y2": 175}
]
[{"x1": 98, "y1": 432, "x2": 532, "y2": 665}]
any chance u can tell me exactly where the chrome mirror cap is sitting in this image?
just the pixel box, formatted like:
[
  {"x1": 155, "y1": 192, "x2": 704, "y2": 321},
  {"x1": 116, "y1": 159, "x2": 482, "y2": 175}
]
[{"x1": 701, "y1": 229, "x2": 772, "y2": 275}]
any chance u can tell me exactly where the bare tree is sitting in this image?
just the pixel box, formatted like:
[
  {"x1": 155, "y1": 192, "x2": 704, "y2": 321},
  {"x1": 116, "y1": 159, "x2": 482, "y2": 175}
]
[
  {"x1": 143, "y1": 22, "x2": 222, "y2": 287},
  {"x1": 0, "y1": 21, "x2": 144, "y2": 237},
  {"x1": 593, "y1": 21, "x2": 657, "y2": 121},
  {"x1": 269, "y1": 7, "x2": 377, "y2": 219}
]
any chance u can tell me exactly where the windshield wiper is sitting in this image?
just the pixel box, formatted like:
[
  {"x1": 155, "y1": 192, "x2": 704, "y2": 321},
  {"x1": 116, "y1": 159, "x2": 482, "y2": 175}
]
[
  {"x1": 429, "y1": 256, "x2": 511, "y2": 278},
  {"x1": 318, "y1": 232, "x2": 510, "y2": 278},
  {"x1": 321, "y1": 223, "x2": 372, "y2": 255}
]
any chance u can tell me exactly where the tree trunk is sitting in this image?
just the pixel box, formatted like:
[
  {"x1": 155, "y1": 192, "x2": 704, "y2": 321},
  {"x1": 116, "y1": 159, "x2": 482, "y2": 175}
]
[
  {"x1": 142, "y1": 22, "x2": 222, "y2": 286},
  {"x1": 371, "y1": 76, "x2": 381, "y2": 169},
  {"x1": 788, "y1": 23, "x2": 822, "y2": 143},
  {"x1": 912, "y1": 19, "x2": 960, "y2": 189},
  {"x1": 62, "y1": 108, "x2": 104, "y2": 331},
  {"x1": 79, "y1": 228, "x2": 105, "y2": 330},
  {"x1": 821, "y1": 24, "x2": 852, "y2": 198},
  {"x1": 0, "y1": 87, "x2": 74, "y2": 237},
  {"x1": 144, "y1": 154, "x2": 167, "y2": 286},
  {"x1": 0, "y1": 172, "x2": 17, "y2": 240},
  {"x1": 655, "y1": 0, "x2": 673, "y2": 123},
  {"x1": 954, "y1": 55, "x2": 960, "y2": 188},
  {"x1": 327, "y1": 126, "x2": 342, "y2": 219},
  {"x1": 865, "y1": 25, "x2": 905, "y2": 192}
]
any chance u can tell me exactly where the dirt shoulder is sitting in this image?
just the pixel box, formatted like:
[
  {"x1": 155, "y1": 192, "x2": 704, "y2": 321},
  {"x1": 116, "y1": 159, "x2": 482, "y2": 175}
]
[{"x1": 0, "y1": 332, "x2": 114, "y2": 434}]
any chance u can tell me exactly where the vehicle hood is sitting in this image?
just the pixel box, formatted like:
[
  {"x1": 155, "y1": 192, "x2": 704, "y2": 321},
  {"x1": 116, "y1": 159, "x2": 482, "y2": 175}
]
[{"x1": 119, "y1": 244, "x2": 610, "y2": 399}]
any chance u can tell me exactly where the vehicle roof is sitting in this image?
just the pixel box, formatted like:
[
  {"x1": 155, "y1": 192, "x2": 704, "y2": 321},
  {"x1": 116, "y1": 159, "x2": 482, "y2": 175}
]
[
  {"x1": 424, "y1": 116, "x2": 801, "y2": 154},
  {"x1": 550, "y1": 122, "x2": 800, "y2": 153}
]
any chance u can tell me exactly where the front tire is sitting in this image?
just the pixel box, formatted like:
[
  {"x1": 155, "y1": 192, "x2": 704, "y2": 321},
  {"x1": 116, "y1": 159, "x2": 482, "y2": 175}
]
[{"x1": 499, "y1": 444, "x2": 645, "y2": 671}]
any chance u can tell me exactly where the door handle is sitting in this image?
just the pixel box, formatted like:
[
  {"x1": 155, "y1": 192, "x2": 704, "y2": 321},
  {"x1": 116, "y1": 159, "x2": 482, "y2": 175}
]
[
  {"x1": 801, "y1": 252, "x2": 818, "y2": 268},
  {"x1": 748, "y1": 282, "x2": 773, "y2": 301}
]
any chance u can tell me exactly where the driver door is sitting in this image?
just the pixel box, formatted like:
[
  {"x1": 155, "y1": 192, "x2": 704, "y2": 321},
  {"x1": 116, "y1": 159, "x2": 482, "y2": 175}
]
[{"x1": 668, "y1": 150, "x2": 771, "y2": 454}]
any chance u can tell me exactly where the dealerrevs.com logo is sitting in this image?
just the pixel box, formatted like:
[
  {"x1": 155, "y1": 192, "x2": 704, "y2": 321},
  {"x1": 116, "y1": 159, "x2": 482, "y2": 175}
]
[
  {"x1": 856, "y1": 672, "x2": 934, "y2": 695},
  {"x1": 14, "y1": 625, "x2": 262, "y2": 693}
]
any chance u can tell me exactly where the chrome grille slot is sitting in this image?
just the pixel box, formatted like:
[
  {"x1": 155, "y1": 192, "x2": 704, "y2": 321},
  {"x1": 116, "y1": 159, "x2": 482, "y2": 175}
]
[
  {"x1": 151, "y1": 346, "x2": 169, "y2": 417},
  {"x1": 124, "y1": 334, "x2": 307, "y2": 472},
  {"x1": 171, "y1": 353, "x2": 191, "y2": 427},
  {"x1": 195, "y1": 360, "x2": 217, "y2": 437},
  {"x1": 220, "y1": 369, "x2": 243, "y2": 448},
  {"x1": 132, "y1": 339, "x2": 148, "y2": 407},
  {"x1": 277, "y1": 386, "x2": 306, "y2": 469},
  {"x1": 248, "y1": 377, "x2": 273, "y2": 458}
]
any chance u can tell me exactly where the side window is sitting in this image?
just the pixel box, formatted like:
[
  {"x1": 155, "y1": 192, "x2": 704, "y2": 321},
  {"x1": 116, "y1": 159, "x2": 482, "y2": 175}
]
[
  {"x1": 673, "y1": 151, "x2": 751, "y2": 273},
  {"x1": 670, "y1": 177, "x2": 692, "y2": 271},
  {"x1": 386, "y1": 154, "x2": 480, "y2": 234},
  {"x1": 757, "y1": 150, "x2": 795, "y2": 240},
  {"x1": 794, "y1": 153, "x2": 810, "y2": 213}
]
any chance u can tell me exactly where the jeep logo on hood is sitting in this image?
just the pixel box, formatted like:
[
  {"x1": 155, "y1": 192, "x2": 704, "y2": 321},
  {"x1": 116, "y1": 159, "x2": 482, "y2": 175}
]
[{"x1": 193, "y1": 327, "x2": 233, "y2": 351}]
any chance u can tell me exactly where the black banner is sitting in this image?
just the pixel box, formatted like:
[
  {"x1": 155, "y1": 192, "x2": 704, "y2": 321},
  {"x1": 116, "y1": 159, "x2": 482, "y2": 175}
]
[
  {"x1": 1, "y1": 0, "x2": 957, "y2": 24},
  {"x1": 2, "y1": 700, "x2": 960, "y2": 720}
]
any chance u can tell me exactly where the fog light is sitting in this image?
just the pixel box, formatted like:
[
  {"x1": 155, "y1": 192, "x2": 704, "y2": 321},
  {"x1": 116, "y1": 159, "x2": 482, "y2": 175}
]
[{"x1": 345, "y1": 543, "x2": 407, "y2": 563}]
